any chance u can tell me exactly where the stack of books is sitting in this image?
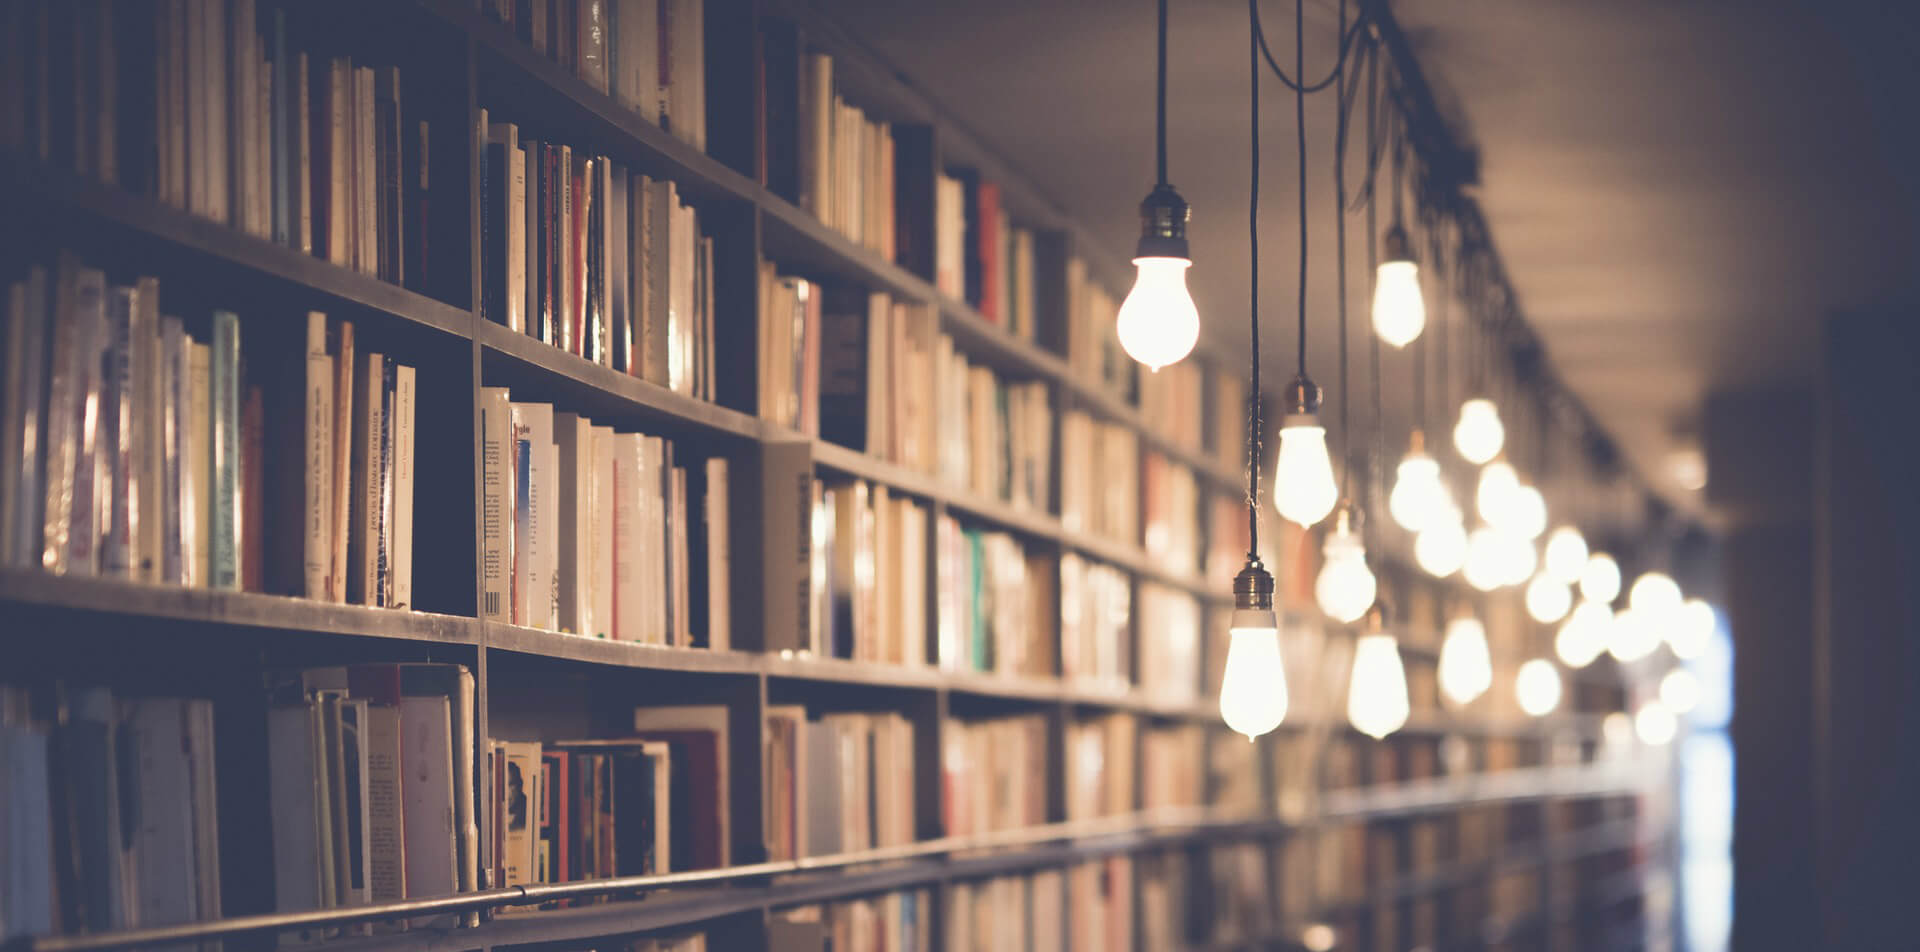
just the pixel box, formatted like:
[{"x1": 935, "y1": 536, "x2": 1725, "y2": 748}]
[
  {"x1": 762, "y1": 707, "x2": 915, "y2": 861},
  {"x1": 941, "y1": 713, "x2": 1048, "y2": 837},
  {"x1": 478, "y1": 390, "x2": 730, "y2": 646},
  {"x1": 1059, "y1": 410, "x2": 1138, "y2": 544},
  {"x1": 3, "y1": 1, "x2": 432, "y2": 289},
  {"x1": 808, "y1": 479, "x2": 929, "y2": 664},
  {"x1": 933, "y1": 514, "x2": 1055, "y2": 677},
  {"x1": 482, "y1": 115, "x2": 716, "y2": 398},
  {"x1": 0, "y1": 685, "x2": 220, "y2": 940},
  {"x1": 481, "y1": 0, "x2": 708, "y2": 152},
  {"x1": 1, "y1": 259, "x2": 418, "y2": 606}
]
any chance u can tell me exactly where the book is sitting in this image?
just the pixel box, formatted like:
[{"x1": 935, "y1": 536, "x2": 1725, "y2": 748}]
[
  {"x1": 390, "y1": 364, "x2": 415, "y2": 609},
  {"x1": 349, "y1": 352, "x2": 385, "y2": 604},
  {"x1": 1, "y1": 267, "x2": 48, "y2": 568},
  {"x1": 480, "y1": 387, "x2": 514, "y2": 621},
  {"x1": 629, "y1": 705, "x2": 730, "y2": 869}
]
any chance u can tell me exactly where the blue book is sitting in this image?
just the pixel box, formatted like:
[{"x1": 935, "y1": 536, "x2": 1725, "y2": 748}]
[{"x1": 209, "y1": 310, "x2": 241, "y2": 589}]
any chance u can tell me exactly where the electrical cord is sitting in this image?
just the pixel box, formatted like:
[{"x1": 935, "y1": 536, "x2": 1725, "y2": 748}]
[
  {"x1": 1333, "y1": 0, "x2": 1351, "y2": 501},
  {"x1": 1246, "y1": 0, "x2": 1263, "y2": 559},
  {"x1": 1294, "y1": 0, "x2": 1308, "y2": 377},
  {"x1": 1253, "y1": 0, "x2": 1368, "y2": 94},
  {"x1": 1156, "y1": 0, "x2": 1169, "y2": 186}
]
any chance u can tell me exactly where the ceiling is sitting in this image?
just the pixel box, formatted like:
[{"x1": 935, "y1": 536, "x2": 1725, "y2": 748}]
[{"x1": 819, "y1": 0, "x2": 1917, "y2": 527}]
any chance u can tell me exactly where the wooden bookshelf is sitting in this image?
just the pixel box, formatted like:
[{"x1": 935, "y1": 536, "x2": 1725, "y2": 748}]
[{"x1": 0, "y1": 1, "x2": 1673, "y2": 950}]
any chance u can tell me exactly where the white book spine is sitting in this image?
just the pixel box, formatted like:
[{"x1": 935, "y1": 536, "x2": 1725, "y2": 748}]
[
  {"x1": 397, "y1": 695, "x2": 456, "y2": 923},
  {"x1": 704, "y1": 457, "x2": 729, "y2": 651},
  {"x1": 304, "y1": 313, "x2": 333, "y2": 600},
  {"x1": 185, "y1": 342, "x2": 211, "y2": 587},
  {"x1": 133, "y1": 279, "x2": 163, "y2": 582},
  {"x1": 390, "y1": 365, "x2": 415, "y2": 610},
  {"x1": 612, "y1": 433, "x2": 643, "y2": 642},
  {"x1": 507, "y1": 144, "x2": 525, "y2": 334},
  {"x1": 479, "y1": 387, "x2": 513, "y2": 621},
  {"x1": 590, "y1": 426, "x2": 614, "y2": 639}
]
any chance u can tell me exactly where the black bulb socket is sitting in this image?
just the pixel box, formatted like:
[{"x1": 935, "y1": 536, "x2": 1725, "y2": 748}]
[
  {"x1": 1283, "y1": 374, "x2": 1323, "y2": 417},
  {"x1": 1134, "y1": 183, "x2": 1191, "y2": 260},
  {"x1": 1233, "y1": 558, "x2": 1276, "y2": 611},
  {"x1": 1382, "y1": 225, "x2": 1416, "y2": 265}
]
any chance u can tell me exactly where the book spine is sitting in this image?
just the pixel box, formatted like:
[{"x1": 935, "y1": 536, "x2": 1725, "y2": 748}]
[
  {"x1": 391, "y1": 364, "x2": 415, "y2": 611},
  {"x1": 507, "y1": 142, "x2": 526, "y2": 333},
  {"x1": 590, "y1": 426, "x2": 613, "y2": 639},
  {"x1": 132, "y1": 277, "x2": 162, "y2": 582},
  {"x1": 350, "y1": 352, "x2": 383, "y2": 604},
  {"x1": 186, "y1": 338, "x2": 207, "y2": 584},
  {"x1": 330, "y1": 321, "x2": 355, "y2": 601},
  {"x1": 377, "y1": 358, "x2": 395, "y2": 606},
  {"x1": 612, "y1": 434, "x2": 642, "y2": 641},
  {"x1": 160, "y1": 318, "x2": 183, "y2": 583},
  {"x1": 101, "y1": 286, "x2": 136, "y2": 577},
  {"x1": 480, "y1": 388, "x2": 512, "y2": 621},
  {"x1": 510, "y1": 406, "x2": 530, "y2": 626},
  {"x1": 362, "y1": 704, "x2": 405, "y2": 906},
  {"x1": 209, "y1": 311, "x2": 241, "y2": 590},
  {"x1": 304, "y1": 313, "x2": 333, "y2": 600}
]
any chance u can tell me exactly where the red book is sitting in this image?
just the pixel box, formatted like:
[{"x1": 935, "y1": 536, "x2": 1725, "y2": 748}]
[
  {"x1": 540, "y1": 750, "x2": 570, "y2": 886},
  {"x1": 572, "y1": 159, "x2": 588, "y2": 356},
  {"x1": 629, "y1": 729, "x2": 723, "y2": 870},
  {"x1": 976, "y1": 182, "x2": 1002, "y2": 323}
]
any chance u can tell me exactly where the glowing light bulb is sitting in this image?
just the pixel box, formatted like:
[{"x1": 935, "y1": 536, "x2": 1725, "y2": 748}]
[
  {"x1": 1516, "y1": 659, "x2": 1563, "y2": 716},
  {"x1": 1438, "y1": 617, "x2": 1492, "y2": 706},
  {"x1": 1659, "y1": 667, "x2": 1700, "y2": 714},
  {"x1": 1275, "y1": 414, "x2": 1339, "y2": 527},
  {"x1": 1116, "y1": 257, "x2": 1200, "y2": 371},
  {"x1": 1218, "y1": 610, "x2": 1288, "y2": 739},
  {"x1": 1602, "y1": 711, "x2": 1634, "y2": 750},
  {"x1": 1543, "y1": 526, "x2": 1589, "y2": 584},
  {"x1": 1348, "y1": 632, "x2": 1410, "y2": 739},
  {"x1": 1476, "y1": 460, "x2": 1520, "y2": 525},
  {"x1": 1415, "y1": 505, "x2": 1468, "y2": 578},
  {"x1": 1389, "y1": 447, "x2": 1446, "y2": 532},
  {"x1": 1580, "y1": 553, "x2": 1621, "y2": 603},
  {"x1": 1314, "y1": 515, "x2": 1376, "y2": 623},
  {"x1": 1371, "y1": 233, "x2": 1426, "y2": 347},
  {"x1": 1463, "y1": 526, "x2": 1507, "y2": 591},
  {"x1": 1556, "y1": 600, "x2": 1612, "y2": 668},
  {"x1": 1507, "y1": 485, "x2": 1547, "y2": 540},
  {"x1": 1497, "y1": 530, "x2": 1538, "y2": 586},
  {"x1": 1635, "y1": 700, "x2": 1677, "y2": 745},
  {"x1": 1629, "y1": 572, "x2": 1682, "y2": 616},
  {"x1": 1607, "y1": 606, "x2": 1662, "y2": 662},
  {"x1": 1453, "y1": 398, "x2": 1505, "y2": 464},
  {"x1": 1526, "y1": 573, "x2": 1573, "y2": 624},
  {"x1": 1670, "y1": 598, "x2": 1715, "y2": 660}
]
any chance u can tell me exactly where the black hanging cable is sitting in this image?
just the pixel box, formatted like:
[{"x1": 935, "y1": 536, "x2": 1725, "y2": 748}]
[
  {"x1": 1246, "y1": 0, "x2": 1263, "y2": 560},
  {"x1": 1252, "y1": 0, "x2": 1367, "y2": 94},
  {"x1": 1363, "y1": 47, "x2": 1379, "y2": 521},
  {"x1": 1333, "y1": 0, "x2": 1351, "y2": 502},
  {"x1": 1156, "y1": 0, "x2": 1169, "y2": 186},
  {"x1": 1294, "y1": 0, "x2": 1308, "y2": 378}
]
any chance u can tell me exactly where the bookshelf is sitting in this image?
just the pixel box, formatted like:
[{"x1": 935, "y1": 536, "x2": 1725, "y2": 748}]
[{"x1": 0, "y1": 1, "x2": 1674, "y2": 950}]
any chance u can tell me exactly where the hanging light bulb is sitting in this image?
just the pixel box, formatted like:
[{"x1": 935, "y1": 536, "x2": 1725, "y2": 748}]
[
  {"x1": 1556, "y1": 600, "x2": 1612, "y2": 668},
  {"x1": 1670, "y1": 598, "x2": 1715, "y2": 660},
  {"x1": 1389, "y1": 431, "x2": 1447, "y2": 532},
  {"x1": 1371, "y1": 226, "x2": 1425, "y2": 347},
  {"x1": 1543, "y1": 526, "x2": 1589, "y2": 584},
  {"x1": 1497, "y1": 530, "x2": 1538, "y2": 586},
  {"x1": 1659, "y1": 667, "x2": 1701, "y2": 714},
  {"x1": 1438, "y1": 616, "x2": 1492, "y2": 706},
  {"x1": 1116, "y1": 0, "x2": 1198, "y2": 372},
  {"x1": 1635, "y1": 700, "x2": 1678, "y2": 745},
  {"x1": 1274, "y1": 377, "x2": 1338, "y2": 527},
  {"x1": 1507, "y1": 485, "x2": 1547, "y2": 540},
  {"x1": 1314, "y1": 505, "x2": 1376, "y2": 623},
  {"x1": 1580, "y1": 552, "x2": 1621, "y2": 603},
  {"x1": 1515, "y1": 659, "x2": 1563, "y2": 717},
  {"x1": 1453, "y1": 398, "x2": 1505, "y2": 464},
  {"x1": 1414, "y1": 499, "x2": 1468, "y2": 578},
  {"x1": 1475, "y1": 459, "x2": 1520, "y2": 525},
  {"x1": 1348, "y1": 611, "x2": 1410, "y2": 739},
  {"x1": 1219, "y1": 559, "x2": 1288, "y2": 739},
  {"x1": 1463, "y1": 525, "x2": 1508, "y2": 591},
  {"x1": 1607, "y1": 606, "x2": 1663, "y2": 662},
  {"x1": 1526, "y1": 573, "x2": 1572, "y2": 624},
  {"x1": 1629, "y1": 571, "x2": 1683, "y2": 617}
]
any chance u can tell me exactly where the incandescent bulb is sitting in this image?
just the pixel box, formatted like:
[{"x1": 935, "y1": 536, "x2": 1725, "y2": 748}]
[
  {"x1": 1543, "y1": 526, "x2": 1589, "y2": 584},
  {"x1": 1389, "y1": 451, "x2": 1447, "y2": 532},
  {"x1": 1476, "y1": 460, "x2": 1521, "y2": 525},
  {"x1": 1415, "y1": 506, "x2": 1468, "y2": 577},
  {"x1": 1314, "y1": 519, "x2": 1376, "y2": 623},
  {"x1": 1453, "y1": 398, "x2": 1505, "y2": 464},
  {"x1": 1218, "y1": 611, "x2": 1288, "y2": 739},
  {"x1": 1635, "y1": 700, "x2": 1678, "y2": 745},
  {"x1": 1275, "y1": 415, "x2": 1339, "y2": 527},
  {"x1": 1526, "y1": 573, "x2": 1573, "y2": 624},
  {"x1": 1659, "y1": 667, "x2": 1701, "y2": 714},
  {"x1": 1515, "y1": 659, "x2": 1563, "y2": 716},
  {"x1": 1348, "y1": 632, "x2": 1410, "y2": 739},
  {"x1": 1463, "y1": 526, "x2": 1508, "y2": 591},
  {"x1": 1507, "y1": 485, "x2": 1547, "y2": 540},
  {"x1": 1372, "y1": 260, "x2": 1426, "y2": 347},
  {"x1": 1670, "y1": 598, "x2": 1715, "y2": 659},
  {"x1": 1581, "y1": 553, "x2": 1621, "y2": 603},
  {"x1": 1497, "y1": 530, "x2": 1538, "y2": 586},
  {"x1": 1556, "y1": 600, "x2": 1612, "y2": 668},
  {"x1": 1438, "y1": 617, "x2": 1492, "y2": 706},
  {"x1": 1607, "y1": 606, "x2": 1663, "y2": 662},
  {"x1": 1115, "y1": 257, "x2": 1200, "y2": 371},
  {"x1": 1629, "y1": 572, "x2": 1682, "y2": 616},
  {"x1": 1602, "y1": 711, "x2": 1635, "y2": 750}
]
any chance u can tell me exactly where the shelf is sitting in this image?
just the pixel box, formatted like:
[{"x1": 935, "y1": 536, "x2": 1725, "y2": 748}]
[
  {"x1": 807, "y1": 439, "x2": 950, "y2": 504},
  {"x1": 757, "y1": 193, "x2": 938, "y2": 305},
  {"x1": 478, "y1": 321, "x2": 766, "y2": 440},
  {"x1": 2, "y1": 158, "x2": 474, "y2": 340},
  {"x1": 484, "y1": 624, "x2": 764, "y2": 676},
  {"x1": 0, "y1": 570, "x2": 478, "y2": 646},
  {"x1": 1318, "y1": 764, "x2": 1649, "y2": 821}
]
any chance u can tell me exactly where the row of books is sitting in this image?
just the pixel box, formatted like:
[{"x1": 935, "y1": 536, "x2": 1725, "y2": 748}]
[
  {"x1": 762, "y1": 709, "x2": 915, "y2": 863},
  {"x1": 938, "y1": 346, "x2": 1052, "y2": 511},
  {"x1": 942, "y1": 870, "x2": 1065, "y2": 952},
  {"x1": 1135, "y1": 345, "x2": 1206, "y2": 453},
  {"x1": 798, "y1": 54, "x2": 896, "y2": 260},
  {"x1": 1064, "y1": 257, "x2": 1131, "y2": 400},
  {"x1": 1059, "y1": 553, "x2": 1132, "y2": 690},
  {"x1": 809, "y1": 480, "x2": 928, "y2": 665},
  {"x1": 0, "y1": 686, "x2": 219, "y2": 940},
  {"x1": 1141, "y1": 452, "x2": 1200, "y2": 578},
  {"x1": 934, "y1": 515, "x2": 1052, "y2": 678},
  {"x1": 485, "y1": 704, "x2": 732, "y2": 892},
  {"x1": 1140, "y1": 724, "x2": 1204, "y2": 810},
  {"x1": 1, "y1": 1, "x2": 429, "y2": 288},
  {"x1": 482, "y1": 115, "x2": 716, "y2": 399},
  {"x1": 770, "y1": 888, "x2": 934, "y2": 952},
  {"x1": 941, "y1": 714, "x2": 1048, "y2": 837},
  {"x1": 1058, "y1": 410, "x2": 1138, "y2": 544},
  {"x1": 933, "y1": 171, "x2": 1038, "y2": 336},
  {"x1": 1065, "y1": 713, "x2": 1136, "y2": 822},
  {"x1": 265, "y1": 664, "x2": 478, "y2": 938},
  {"x1": 478, "y1": 391, "x2": 730, "y2": 647},
  {"x1": 1137, "y1": 583, "x2": 1202, "y2": 703},
  {"x1": 480, "y1": 0, "x2": 708, "y2": 152},
  {"x1": 0, "y1": 259, "x2": 419, "y2": 606}
]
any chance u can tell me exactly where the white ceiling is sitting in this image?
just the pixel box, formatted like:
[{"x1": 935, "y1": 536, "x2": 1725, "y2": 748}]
[{"x1": 820, "y1": 0, "x2": 1916, "y2": 525}]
